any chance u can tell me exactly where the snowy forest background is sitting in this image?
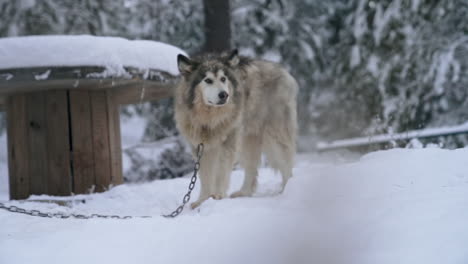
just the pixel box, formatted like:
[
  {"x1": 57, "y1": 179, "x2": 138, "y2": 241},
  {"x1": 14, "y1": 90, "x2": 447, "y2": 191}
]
[{"x1": 0, "y1": 0, "x2": 467, "y2": 181}]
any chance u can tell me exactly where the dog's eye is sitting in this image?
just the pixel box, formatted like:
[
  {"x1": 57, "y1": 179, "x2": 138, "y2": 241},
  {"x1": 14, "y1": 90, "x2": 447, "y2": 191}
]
[
  {"x1": 204, "y1": 78, "x2": 213, "y2": 84},
  {"x1": 220, "y1": 77, "x2": 226, "y2": 83}
]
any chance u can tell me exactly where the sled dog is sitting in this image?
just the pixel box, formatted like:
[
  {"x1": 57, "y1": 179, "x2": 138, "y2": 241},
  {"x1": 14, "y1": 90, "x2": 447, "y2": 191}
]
[{"x1": 174, "y1": 50, "x2": 298, "y2": 209}]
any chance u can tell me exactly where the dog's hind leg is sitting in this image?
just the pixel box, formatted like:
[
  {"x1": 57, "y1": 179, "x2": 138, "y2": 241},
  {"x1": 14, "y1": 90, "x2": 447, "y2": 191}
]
[
  {"x1": 264, "y1": 138, "x2": 294, "y2": 193},
  {"x1": 231, "y1": 134, "x2": 262, "y2": 198}
]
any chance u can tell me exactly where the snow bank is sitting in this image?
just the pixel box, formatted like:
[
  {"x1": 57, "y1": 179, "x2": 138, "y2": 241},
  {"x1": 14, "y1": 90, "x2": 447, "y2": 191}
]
[
  {"x1": 0, "y1": 35, "x2": 186, "y2": 76},
  {"x1": 1, "y1": 147, "x2": 468, "y2": 264}
]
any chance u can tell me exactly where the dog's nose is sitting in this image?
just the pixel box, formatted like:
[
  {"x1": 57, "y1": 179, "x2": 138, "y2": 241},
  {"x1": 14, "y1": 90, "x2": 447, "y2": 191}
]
[{"x1": 218, "y1": 91, "x2": 229, "y2": 100}]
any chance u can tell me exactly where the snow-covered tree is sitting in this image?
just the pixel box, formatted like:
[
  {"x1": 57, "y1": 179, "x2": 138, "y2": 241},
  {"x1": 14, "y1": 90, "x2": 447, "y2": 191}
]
[
  {"x1": 232, "y1": 0, "x2": 468, "y2": 148},
  {"x1": 325, "y1": 0, "x2": 468, "y2": 145}
]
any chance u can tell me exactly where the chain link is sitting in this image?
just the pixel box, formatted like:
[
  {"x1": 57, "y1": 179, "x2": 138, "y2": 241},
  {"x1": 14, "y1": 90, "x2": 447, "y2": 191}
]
[
  {"x1": 0, "y1": 143, "x2": 204, "y2": 220},
  {"x1": 0, "y1": 202, "x2": 150, "y2": 219},
  {"x1": 162, "y1": 143, "x2": 203, "y2": 218}
]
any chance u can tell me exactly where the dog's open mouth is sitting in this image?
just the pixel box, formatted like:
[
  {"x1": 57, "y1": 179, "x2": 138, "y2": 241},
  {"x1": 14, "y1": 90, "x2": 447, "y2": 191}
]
[{"x1": 207, "y1": 100, "x2": 227, "y2": 107}]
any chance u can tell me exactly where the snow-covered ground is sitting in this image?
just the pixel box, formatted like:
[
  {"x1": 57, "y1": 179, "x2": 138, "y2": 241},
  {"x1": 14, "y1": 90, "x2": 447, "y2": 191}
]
[{"x1": 1, "y1": 143, "x2": 468, "y2": 264}]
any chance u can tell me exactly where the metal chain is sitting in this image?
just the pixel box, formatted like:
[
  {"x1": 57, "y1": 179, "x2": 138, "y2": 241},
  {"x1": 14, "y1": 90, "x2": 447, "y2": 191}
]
[
  {"x1": 0, "y1": 202, "x2": 149, "y2": 219},
  {"x1": 0, "y1": 143, "x2": 204, "y2": 220},
  {"x1": 162, "y1": 143, "x2": 203, "y2": 218}
]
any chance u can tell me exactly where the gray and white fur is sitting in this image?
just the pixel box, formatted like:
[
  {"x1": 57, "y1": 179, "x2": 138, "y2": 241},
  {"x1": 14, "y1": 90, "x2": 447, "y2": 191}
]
[{"x1": 174, "y1": 50, "x2": 298, "y2": 209}]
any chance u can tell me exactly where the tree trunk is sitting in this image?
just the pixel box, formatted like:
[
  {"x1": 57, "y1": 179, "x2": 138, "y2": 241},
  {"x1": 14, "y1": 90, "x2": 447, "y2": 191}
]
[{"x1": 203, "y1": 0, "x2": 231, "y2": 53}]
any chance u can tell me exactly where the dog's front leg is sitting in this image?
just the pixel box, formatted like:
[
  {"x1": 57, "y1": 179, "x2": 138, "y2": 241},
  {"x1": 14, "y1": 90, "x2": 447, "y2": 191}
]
[
  {"x1": 231, "y1": 134, "x2": 261, "y2": 198},
  {"x1": 191, "y1": 146, "x2": 217, "y2": 209},
  {"x1": 213, "y1": 135, "x2": 237, "y2": 200}
]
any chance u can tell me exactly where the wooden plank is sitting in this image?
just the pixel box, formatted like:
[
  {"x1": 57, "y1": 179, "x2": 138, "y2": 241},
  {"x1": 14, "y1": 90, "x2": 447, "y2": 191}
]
[
  {"x1": 0, "y1": 79, "x2": 175, "y2": 98},
  {"x1": 0, "y1": 95, "x2": 5, "y2": 111},
  {"x1": 0, "y1": 66, "x2": 172, "y2": 85},
  {"x1": 26, "y1": 92, "x2": 49, "y2": 195},
  {"x1": 0, "y1": 79, "x2": 114, "y2": 95},
  {"x1": 109, "y1": 83, "x2": 173, "y2": 105},
  {"x1": 90, "y1": 90, "x2": 112, "y2": 192},
  {"x1": 45, "y1": 90, "x2": 72, "y2": 195},
  {"x1": 0, "y1": 66, "x2": 177, "y2": 95},
  {"x1": 6, "y1": 94, "x2": 30, "y2": 199},
  {"x1": 69, "y1": 90, "x2": 95, "y2": 194},
  {"x1": 106, "y1": 90, "x2": 123, "y2": 185}
]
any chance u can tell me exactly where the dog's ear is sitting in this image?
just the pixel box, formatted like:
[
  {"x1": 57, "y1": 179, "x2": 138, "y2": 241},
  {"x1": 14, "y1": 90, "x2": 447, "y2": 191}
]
[
  {"x1": 177, "y1": 54, "x2": 196, "y2": 75},
  {"x1": 226, "y1": 49, "x2": 239, "y2": 67}
]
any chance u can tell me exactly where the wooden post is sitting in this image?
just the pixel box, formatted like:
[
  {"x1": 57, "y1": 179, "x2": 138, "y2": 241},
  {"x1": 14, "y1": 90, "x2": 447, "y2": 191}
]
[
  {"x1": 45, "y1": 90, "x2": 72, "y2": 195},
  {"x1": 69, "y1": 89, "x2": 123, "y2": 194},
  {"x1": 90, "y1": 90, "x2": 112, "y2": 192},
  {"x1": 203, "y1": 0, "x2": 231, "y2": 53},
  {"x1": 26, "y1": 93, "x2": 48, "y2": 195},
  {"x1": 7, "y1": 94, "x2": 30, "y2": 199},
  {"x1": 106, "y1": 90, "x2": 123, "y2": 186},
  {"x1": 7, "y1": 91, "x2": 72, "y2": 199},
  {"x1": 69, "y1": 90, "x2": 96, "y2": 194},
  {"x1": 7, "y1": 89, "x2": 124, "y2": 199}
]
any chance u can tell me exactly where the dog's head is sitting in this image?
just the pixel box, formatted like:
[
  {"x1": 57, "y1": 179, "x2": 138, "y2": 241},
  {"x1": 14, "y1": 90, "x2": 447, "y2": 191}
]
[{"x1": 177, "y1": 50, "x2": 240, "y2": 108}]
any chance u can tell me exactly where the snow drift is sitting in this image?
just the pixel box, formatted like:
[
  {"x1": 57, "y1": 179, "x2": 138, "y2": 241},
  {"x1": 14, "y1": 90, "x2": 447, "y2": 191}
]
[{"x1": 1, "y1": 147, "x2": 467, "y2": 264}]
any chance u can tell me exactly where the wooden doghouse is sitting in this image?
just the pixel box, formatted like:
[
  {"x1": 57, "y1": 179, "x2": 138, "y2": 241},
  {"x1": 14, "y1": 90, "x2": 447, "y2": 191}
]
[{"x1": 0, "y1": 66, "x2": 176, "y2": 200}]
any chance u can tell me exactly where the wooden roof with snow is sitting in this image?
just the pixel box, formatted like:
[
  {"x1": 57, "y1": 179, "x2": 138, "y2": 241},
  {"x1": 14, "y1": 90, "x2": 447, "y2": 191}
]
[
  {"x1": 0, "y1": 35, "x2": 184, "y2": 109},
  {"x1": 0, "y1": 35, "x2": 184, "y2": 199}
]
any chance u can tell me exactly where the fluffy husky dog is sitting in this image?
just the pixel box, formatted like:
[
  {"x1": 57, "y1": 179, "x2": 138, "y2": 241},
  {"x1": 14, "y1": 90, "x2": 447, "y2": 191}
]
[{"x1": 174, "y1": 50, "x2": 298, "y2": 209}]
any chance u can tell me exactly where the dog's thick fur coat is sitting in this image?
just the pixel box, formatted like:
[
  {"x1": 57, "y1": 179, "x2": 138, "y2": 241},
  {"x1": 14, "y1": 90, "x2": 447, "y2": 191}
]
[{"x1": 174, "y1": 50, "x2": 298, "y2": 208}]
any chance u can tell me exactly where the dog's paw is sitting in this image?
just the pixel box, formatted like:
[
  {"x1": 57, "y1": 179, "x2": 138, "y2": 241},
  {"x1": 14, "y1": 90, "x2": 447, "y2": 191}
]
[
  {"x1": 191, "y1": 200, "x2": 202, "y2": 209},
  {"x1": 210, "y1": 194, "x2": 226, "y2": 200},
  {"x1": 230, "y1": 190, "x2": 251, "y2": 198}
]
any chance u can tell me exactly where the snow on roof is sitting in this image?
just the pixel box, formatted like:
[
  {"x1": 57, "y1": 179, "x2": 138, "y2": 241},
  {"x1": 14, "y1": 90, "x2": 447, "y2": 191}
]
[{"x1": 0, "y1": 35, "x2": 186, "y2": 76}]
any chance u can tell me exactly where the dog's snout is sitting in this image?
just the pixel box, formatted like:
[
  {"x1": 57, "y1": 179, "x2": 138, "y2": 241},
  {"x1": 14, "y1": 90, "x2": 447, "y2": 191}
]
[{"x1": 218, "y1": 91, "x2": 228, "y2": 100}]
